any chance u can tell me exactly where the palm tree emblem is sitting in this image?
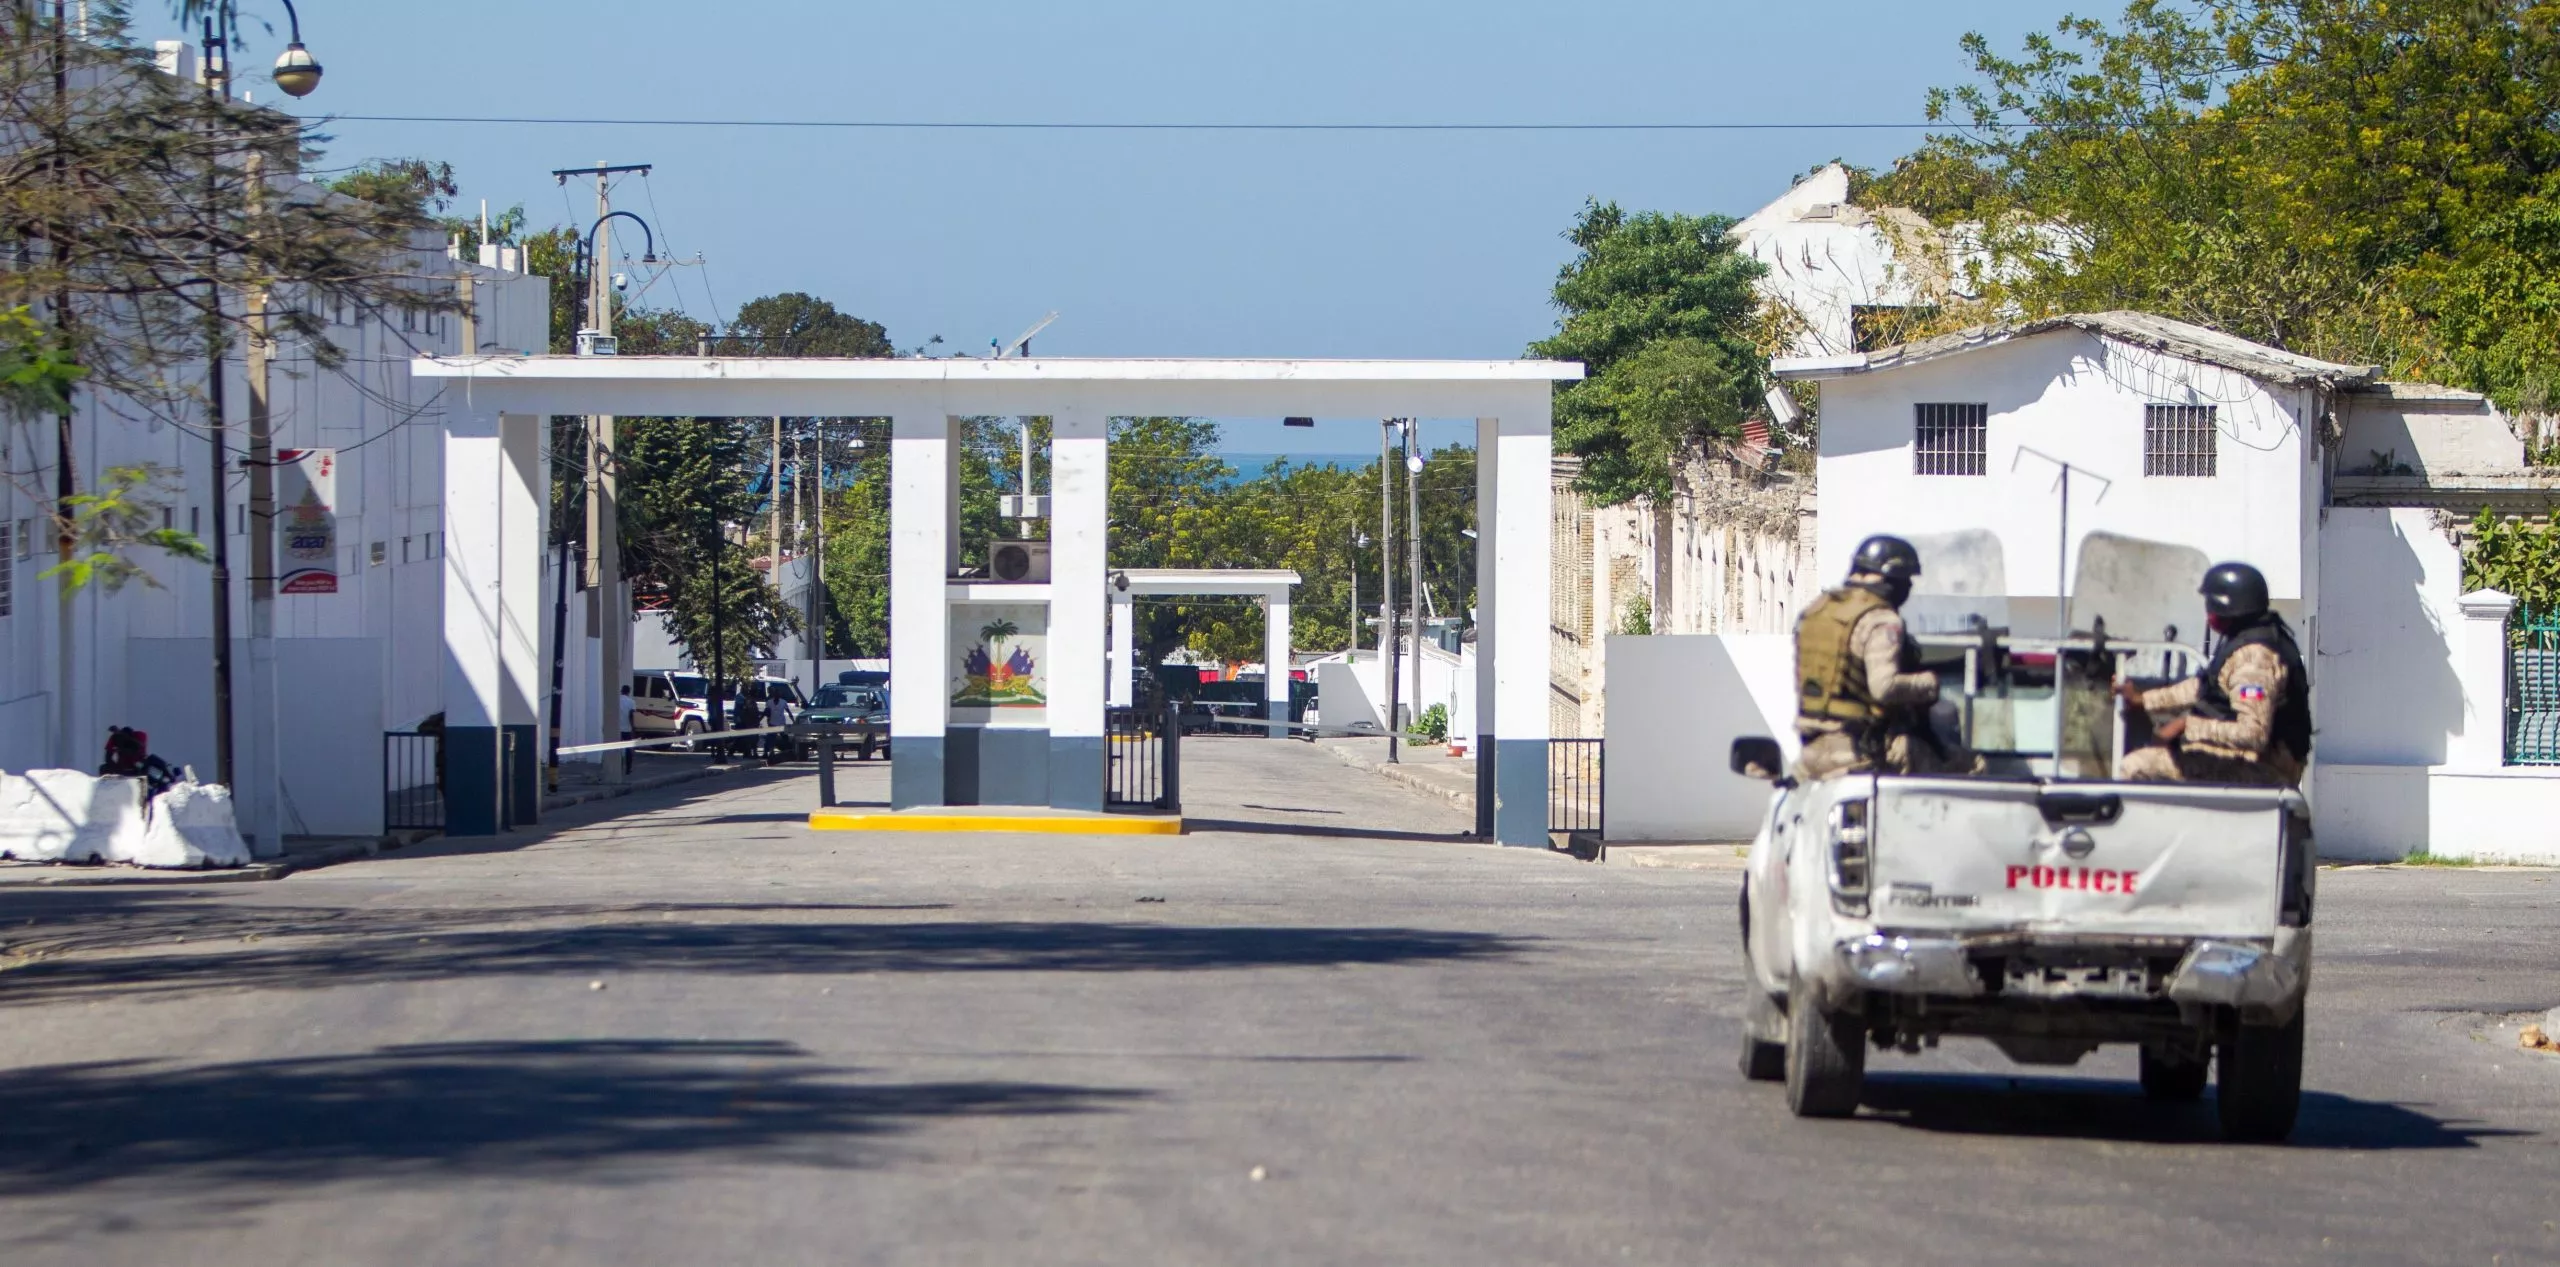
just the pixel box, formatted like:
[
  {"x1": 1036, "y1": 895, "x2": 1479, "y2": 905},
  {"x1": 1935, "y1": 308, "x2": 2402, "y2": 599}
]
[{"x1": 980, "y1": 618, "x2": 1020, "y2": 683}]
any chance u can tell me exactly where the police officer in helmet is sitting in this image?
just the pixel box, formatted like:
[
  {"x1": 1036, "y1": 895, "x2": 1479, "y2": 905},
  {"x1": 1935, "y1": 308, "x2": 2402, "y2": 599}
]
[
  {"x1": 1793, "y1": 534, "x2": 1971, "y2": 781},
  {"x1": 2117, "y1": 561, "x2": 2311, "y2": 786}
]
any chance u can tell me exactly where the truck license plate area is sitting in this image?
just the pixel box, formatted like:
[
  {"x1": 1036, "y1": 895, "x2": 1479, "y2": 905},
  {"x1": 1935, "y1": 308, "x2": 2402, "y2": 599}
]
[{"x1": 1996, "y1": 960, "x2": 2157, "y2": 1000}]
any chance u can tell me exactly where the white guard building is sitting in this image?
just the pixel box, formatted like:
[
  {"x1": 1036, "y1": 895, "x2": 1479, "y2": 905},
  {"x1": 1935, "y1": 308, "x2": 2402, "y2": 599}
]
[
  {"x1": 1749, "y1": 311, "x2": 2560, "y2": 862},
  {"x1": 408, "y1": 356, "x2": 1579, "y2": 844}
]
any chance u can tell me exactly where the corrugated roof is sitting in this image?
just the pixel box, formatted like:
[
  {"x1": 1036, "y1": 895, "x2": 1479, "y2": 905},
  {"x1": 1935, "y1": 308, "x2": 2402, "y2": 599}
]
[{"x1": 1771, "y1": 311, "x2": 2379, "y2": 388}]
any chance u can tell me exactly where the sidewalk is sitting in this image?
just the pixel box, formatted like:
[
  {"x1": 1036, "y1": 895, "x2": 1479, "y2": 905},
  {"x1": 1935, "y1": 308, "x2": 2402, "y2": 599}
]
[
  {"x1": 1315, "y1": 737, "x2": 1479, "y2": 809},
  {"x1": 1603, "y1": 843, "x2": 1750, "y2": 871},
  {"x1": 0, "y1": 755, "x2": 761, "y2": 887}
]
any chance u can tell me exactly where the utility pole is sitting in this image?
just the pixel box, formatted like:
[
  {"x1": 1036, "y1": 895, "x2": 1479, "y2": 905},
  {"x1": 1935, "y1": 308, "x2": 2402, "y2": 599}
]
[
  {"x1": 201, "y1": 16, "x2": 236, "y2": 792},
  {"x1": 769, "y1": 415, "x2": 783, "y2": 573},
  {"x1": 1380, "y1": 419, "x2": 1400, "y2": 764},
  {"x1": 47, "y1": 0, "x2": 79, "y2": 769},
  {"x1": 709, "y1": 518, "x2": 727, "y2": 751},
  {"x1": 805, "y1": 424, "x2": 825, "y2": 699},
  {"x1": 554, "y1": 161, "x2": 649, "y2": 782},
  {"x1": 1406, "y1": 421, "x2": 1426, "y2": 743},
  {"x1": 241, "y1": 139, "x2": 282, "y2": 857}
]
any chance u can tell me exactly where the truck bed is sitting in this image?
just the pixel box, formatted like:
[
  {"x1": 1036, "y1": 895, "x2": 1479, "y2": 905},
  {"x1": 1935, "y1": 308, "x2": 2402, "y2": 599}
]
[{"x1": 1864, "y1": 777, "x2": 2310, "y2": 941}]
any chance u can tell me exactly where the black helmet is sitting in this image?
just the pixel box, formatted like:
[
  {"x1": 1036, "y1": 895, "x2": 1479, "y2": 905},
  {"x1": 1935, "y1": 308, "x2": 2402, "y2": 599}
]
[
  {"x1": 2200, "y1": 561, "x2": 2270, "y2": 621},
  {"x1": 1850, "y1": 534, "x2": 1923, "y2": 581}
]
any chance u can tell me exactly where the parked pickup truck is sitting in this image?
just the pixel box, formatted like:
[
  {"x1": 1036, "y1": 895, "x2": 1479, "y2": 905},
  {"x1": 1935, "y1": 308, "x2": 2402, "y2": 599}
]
[{"x1": 1730, "y1": 630, "x2": 2316, "y2": 1141}]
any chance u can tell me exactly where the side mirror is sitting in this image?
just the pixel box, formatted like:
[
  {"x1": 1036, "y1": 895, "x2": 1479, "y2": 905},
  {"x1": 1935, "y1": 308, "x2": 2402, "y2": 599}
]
[{"x1": 1731, "y1": 736, "x2": 1785, "y2": 781}]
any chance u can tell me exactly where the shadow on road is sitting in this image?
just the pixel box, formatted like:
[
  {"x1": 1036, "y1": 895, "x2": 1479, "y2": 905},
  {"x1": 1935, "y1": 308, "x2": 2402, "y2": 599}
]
[
  {"x1": 1184, "y1": 817, "x2": 1477, "y2": 845},
  {"x1": 1858, "y1": 1073, "x2": 2531, "y2": 1150},
  {"x1": 0, "y1": 911, "x2": 1527, "y2": 1006},
  {"x1": 0, "y1": 896, "x2": 950, "y2": 958},
  {"x1": 0, "y1": 1039, "x2": 1143, "y2": 1196}
]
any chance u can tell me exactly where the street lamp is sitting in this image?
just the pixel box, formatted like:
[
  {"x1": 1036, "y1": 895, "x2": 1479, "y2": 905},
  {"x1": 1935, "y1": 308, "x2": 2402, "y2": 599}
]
[
  {"x1": 573, "y1": 210, "x2": 659, "y2": 356},
  {"x1": 270, "y1": 0, "x2": 322, "y2": 97}
]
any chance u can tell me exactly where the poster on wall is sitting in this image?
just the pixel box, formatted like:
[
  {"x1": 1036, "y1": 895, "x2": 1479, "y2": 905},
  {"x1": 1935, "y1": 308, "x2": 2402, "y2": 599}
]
[
  {"x1": 949, "y1": 601, "x2": 1048, "y2": 727},
  {"x1": 276, "y1": 448, "x2": 338, "y2": 595}
]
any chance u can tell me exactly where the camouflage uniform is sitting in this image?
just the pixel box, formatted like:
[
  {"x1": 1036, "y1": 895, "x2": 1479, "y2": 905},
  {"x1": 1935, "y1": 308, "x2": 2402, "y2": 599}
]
[
  {"x1": 1795, "y1": 587, "x2": 1976, "y2": 782},
  {"x1": 2122, "y1": 643, "x2": 2305, "y2": 787}
]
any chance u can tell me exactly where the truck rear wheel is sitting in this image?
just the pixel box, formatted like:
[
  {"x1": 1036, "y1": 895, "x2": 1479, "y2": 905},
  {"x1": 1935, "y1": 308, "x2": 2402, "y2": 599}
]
[
  {"x1": 2139, "y1": 1044, "x2": 2210, "y2": 1102},
  {"x1": 1738, "y1": 948, "x2": 1787, "y2": 1082},
  {"x1": 1784, "y1": 974, "x2": 1865, "y2": 1118},
  {"x1": 2216, "y1": 1013, "x2": 2305, "y2": 1142}
]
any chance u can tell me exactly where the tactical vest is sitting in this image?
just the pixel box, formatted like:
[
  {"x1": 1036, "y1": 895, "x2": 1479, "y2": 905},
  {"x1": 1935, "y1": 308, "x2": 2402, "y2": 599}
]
[
  {"x1": 2193, "y1": 616, "x2": 2313, "y2": 763},
  {"x1": 1797, "y1": 586, "x2": 1893, "y2": 726}
]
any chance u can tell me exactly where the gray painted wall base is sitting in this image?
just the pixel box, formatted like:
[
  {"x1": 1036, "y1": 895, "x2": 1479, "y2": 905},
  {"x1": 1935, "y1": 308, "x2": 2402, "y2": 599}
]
[
  {"x1": 946, "y1": 727, "x2": 1051, "y2": 806},
  {"x1": 503, "y1": 723, "x2": 539, "y2": 827},
  {"x1": 1494, "y1": 737, "x2": 1550, "y2": 847},
  {"x1": 891, "y1": 737, "x2": 946, "y2": 810},
  {"x1": 445, "y1": 725, "x2": 500, "y2": 837},
  {"x1": 1048, "y1": 736, "x2": 1106, "y2": 812}
]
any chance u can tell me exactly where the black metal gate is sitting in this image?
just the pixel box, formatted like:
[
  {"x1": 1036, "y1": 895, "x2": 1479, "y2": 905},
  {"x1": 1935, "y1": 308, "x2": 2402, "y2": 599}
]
[
  {"x1": 1550, "y1": 737, "x2": 1603, "y2": 837},
  {"x1": 1105, "y1": 698, "x2": 1181, "y2": 813},
  {"x1": 384, "y1": 730, "x2": 443, "y2": 831}
]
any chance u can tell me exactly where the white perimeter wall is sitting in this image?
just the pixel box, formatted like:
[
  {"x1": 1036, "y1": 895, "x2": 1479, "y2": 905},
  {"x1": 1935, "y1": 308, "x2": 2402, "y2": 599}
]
[
  {"x1": 2313, "y1": 507, "x2": 2560, "y2": 863},
  {"x1": 1814, "y1": 330, "x2": 2313, "y2": 604},
  {"x1": 126, "y1": 638, "x2": 385, "y2": 837},
  {"x1": 2314, "y1": 509, "x2": 2469, "y2": 766},
  {"x1": 1602, "y1": 634, "x2": 1796, "y2": 841}
]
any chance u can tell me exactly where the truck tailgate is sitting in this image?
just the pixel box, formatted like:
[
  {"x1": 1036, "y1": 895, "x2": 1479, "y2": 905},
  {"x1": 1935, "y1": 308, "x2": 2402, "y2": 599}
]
[{"x1": 1868, "y1": 779, "x2": 2295, "y2": 938}]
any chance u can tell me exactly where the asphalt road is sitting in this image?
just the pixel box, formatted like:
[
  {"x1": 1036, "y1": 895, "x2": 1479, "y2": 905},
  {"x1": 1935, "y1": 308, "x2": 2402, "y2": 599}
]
[{"x1": 1, "y1": 739, "x2": 2555, "y2": 1266}]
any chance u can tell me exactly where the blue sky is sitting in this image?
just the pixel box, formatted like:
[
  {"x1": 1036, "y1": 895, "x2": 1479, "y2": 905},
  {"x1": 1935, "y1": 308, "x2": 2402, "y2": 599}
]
[{"x1": 203, "y1": 0, "x2": 2076, "y2": 454}]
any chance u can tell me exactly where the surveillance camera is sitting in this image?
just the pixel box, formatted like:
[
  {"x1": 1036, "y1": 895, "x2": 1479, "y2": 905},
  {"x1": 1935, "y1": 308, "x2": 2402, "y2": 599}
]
[{"x1": 612, "y1": 272, "x2": 630, "y2": 292}]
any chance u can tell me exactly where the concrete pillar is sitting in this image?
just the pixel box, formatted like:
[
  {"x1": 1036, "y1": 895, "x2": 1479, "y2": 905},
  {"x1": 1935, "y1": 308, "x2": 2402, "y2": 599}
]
[
  {"x1": 1048, "y1": 405, "x2": 1109, "y2": 809},
  {"x1": 890, "y1": 412, "x2": 954, "y2": 808},
  {"x1": 2451, "y1": 588, "x2": 2516, "y2": 772},
  {"x1": 1109, "y1": 592, "x2": 1136, "y2": 708},
  {"x1": 499, "y1": 412, "x2": 544, "y2": 825},
  {"x1": 441, "y1": 406, "x2": 506, "y2": 836},
  {"x1": 1489, "y1": 403, "x2": 1553, "y2": 846},
  {"x1": 1473, "y1": 417, "x2": 1499, "y2": 838},
  {"x1": 1264, "y1": 596, "x2": 1292, "y2": 737}
]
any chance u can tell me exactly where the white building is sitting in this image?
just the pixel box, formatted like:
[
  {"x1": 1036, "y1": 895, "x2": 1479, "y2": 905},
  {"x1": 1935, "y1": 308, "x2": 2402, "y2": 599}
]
[
  {"x1": 0, "y1": 60, "x2": 549, "y2": 843},
  {"x1": 1732, "y1": 163, "x2": 1968, "y2": 360},
  {"x1": 1757, "y1": 310, "x2": 2560, "y2": 862}
]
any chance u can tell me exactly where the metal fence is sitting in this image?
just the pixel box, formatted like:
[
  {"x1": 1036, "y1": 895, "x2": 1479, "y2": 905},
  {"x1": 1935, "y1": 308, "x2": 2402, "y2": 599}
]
[
  {"x1": 384, "y1": 730, "x2": 443, "y2": 831},
  {"x1": 1106, "y1": 700, "x2": 1180, "y2": 812},
  {"x1": 1550, "y1": 737, "x2": 1604, "y2": 837},
  {"x1": 2512, "y1": 606, "x2": 2560, "y2": 764}
]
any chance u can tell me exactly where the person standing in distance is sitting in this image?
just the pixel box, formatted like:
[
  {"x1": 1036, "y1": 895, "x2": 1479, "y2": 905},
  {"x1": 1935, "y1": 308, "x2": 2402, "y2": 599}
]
[
  {"x1": 2118, "y1": 562, "x2": 2310, "y2": 786},
  {"x1": 617, "y1": 685, "x2": 637, "y2": 778}
]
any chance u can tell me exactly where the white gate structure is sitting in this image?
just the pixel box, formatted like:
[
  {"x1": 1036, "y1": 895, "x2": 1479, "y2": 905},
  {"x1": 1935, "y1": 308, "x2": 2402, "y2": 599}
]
[{"x1": 413, "y1": 356, "x2": 1578, "y2": 844}]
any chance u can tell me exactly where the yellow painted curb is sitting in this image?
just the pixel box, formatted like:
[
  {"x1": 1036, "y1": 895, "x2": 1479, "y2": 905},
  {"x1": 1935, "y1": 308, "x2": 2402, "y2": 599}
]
[{"x1": 808, "y1": 811, "x2": 1184, "y2": 836}]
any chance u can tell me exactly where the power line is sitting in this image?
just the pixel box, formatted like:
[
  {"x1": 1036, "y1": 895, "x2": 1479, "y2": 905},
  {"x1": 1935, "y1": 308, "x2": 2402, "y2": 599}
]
[{"x1": 326, "y1": 114, "x2": 1964, "y2": 133}]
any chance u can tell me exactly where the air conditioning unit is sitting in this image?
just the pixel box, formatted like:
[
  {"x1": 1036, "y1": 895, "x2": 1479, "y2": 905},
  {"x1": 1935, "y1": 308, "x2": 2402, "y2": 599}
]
[{"x1": 987, "y1": 539, "x2": 1051, "y2": 583}]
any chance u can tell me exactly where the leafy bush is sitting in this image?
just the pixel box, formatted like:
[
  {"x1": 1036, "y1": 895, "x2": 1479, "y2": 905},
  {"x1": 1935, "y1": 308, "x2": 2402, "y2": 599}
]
[
  {"x1": 2462, "y1": 509, "x2": 2560, "y2": 614},
  {"x1": 1408, "y1": 703, "x2": 1450, "y2": 744}
]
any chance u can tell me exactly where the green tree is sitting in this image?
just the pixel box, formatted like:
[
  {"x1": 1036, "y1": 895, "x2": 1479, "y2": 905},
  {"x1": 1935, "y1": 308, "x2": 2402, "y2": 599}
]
[
  {"x1": 1881, "y1": 0, "x2": 2560, "y2": 407},
  {"x1": 1530, "y1": 201, "x2": 1769, "y2": 504},
  {"x1": 617, "y1": 413, "x2": 801, "y2": 675},
  {"x1": 329, "y1": 158, "x2": 456, "y2": 221},
  {"x1": 2, "y1": 8, "x2": 464, "y2": 580},
  {"x1": 724, "y1": 292, "x2": 893, "y2": 358}
]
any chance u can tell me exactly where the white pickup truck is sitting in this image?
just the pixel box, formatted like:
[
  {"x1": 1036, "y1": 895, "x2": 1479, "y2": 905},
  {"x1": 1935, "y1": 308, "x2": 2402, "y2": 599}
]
[{"x1": 1731, "y1": 631, "x2": 2316, "y2": 1141}]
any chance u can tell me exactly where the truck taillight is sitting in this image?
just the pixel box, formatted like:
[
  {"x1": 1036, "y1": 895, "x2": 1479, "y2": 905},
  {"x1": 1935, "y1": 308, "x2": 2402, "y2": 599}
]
[{"x1": 1830, "y1": 796, "x2": 1873, "y2": 910}]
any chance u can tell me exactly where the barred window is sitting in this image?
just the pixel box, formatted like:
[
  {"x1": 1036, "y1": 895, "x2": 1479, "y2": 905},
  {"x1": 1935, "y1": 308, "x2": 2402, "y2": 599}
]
[
  {"x1": 1914, "y1": 403, "x2": 1988, "y2": 476},
  {"x1": 0, "y1": 521, "x2": 12, "y2": 617},
  {"x1": 2145, "y1": 404, "x2": 2219, "y2": 477}
]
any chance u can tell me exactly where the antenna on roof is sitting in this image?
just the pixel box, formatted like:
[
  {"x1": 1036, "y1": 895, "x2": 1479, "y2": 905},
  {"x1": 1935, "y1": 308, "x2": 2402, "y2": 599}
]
[{"x1": 1002, "y1": 311, "x2": 1059, "y2": 358}]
